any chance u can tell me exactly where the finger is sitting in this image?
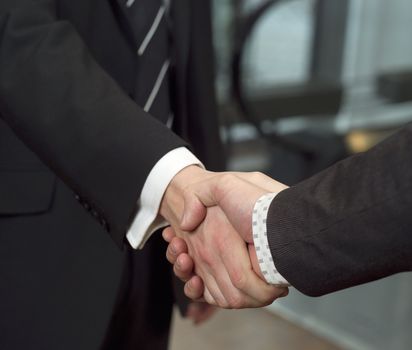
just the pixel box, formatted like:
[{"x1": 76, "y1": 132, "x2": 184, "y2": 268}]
[
  {"x1": 205, "y1": 241, "x2": 257, "y2": 309},
  {"x1": 184, "y1": 276, "x2": 221, "y2": 307},
  {"x1": 234, "y1": 267, "x2": 288, "y2": 307},
  {"x1": 184, "y1": 276, "x2": 206, "y2": 300},
  {"x1": 186, "y1": 221, "x2": 245, "y2": 308},
  {"x1": 195, "y1": 208, "x2": 268, "y2": 308},
  {"x1": 173, "y1": 253, "x2": 194, "y2": 282},
  {"x1": 200, "y1": 272, "x2": 229, "y2": 308},
  {"x1": 246, "y1": 280, "x2": 288, "y2": 307},
  {"x1": 166, "y1": 237, "x2": 187, "y2": 264},
  {"x1": 243, "y1": 245, "x2": 290, "y2": 305},
  {"x1": 210, "y1": 261, "x2": 249, "y2": 309},
  {"x1": 220, "y1": 227, "x2": 286, "y2": 307},
  {"x1": 203, "y1": 287, "x2": 217, "y2": 306},
  {"x1": 162, "y1": 226, "x2": 176, "y2": 243},
  {"x1": 248, "y1": 244, "x2": 289, "y2": 300},
  {"x1": 279, "y1": 288, "x2": 289, "y2": 298},
  {"x1": 248, "y1": 244, "x2": 264, "y2": 279},
  {"x1": 170, "y1": 237, "x2": 188, "y2": 255}
]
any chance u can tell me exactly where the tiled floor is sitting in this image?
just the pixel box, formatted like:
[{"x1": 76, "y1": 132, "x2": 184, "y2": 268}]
[{"x1": 170, "y1": 308, "x2": 342, "y2": 350}]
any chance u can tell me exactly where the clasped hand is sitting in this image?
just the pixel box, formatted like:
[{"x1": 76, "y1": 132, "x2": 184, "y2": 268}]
[{"x1": 159, "y1": 166, "x2": 289, "y2": 308}]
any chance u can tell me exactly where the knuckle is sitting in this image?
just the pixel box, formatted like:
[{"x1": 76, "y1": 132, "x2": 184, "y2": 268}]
[
  {"x1": 253, "y1": 171, "x2": 264, "y2": 177},
  {"x1": 169, "y1": 242, "x2": 178, "y2": 255},
  {"x1": 173, "y1": 239, "x2": 185, "y2": 254},
  {"x1": 214, "y1": 295, "x2": 229, "y2": 309},
  {"x1": 260, "y1": 288, "x2": 282, "y2": 305},
  {"x1": 218, "y1": 173, "x2": 236, "y2": 191},
  {"x1": 215, "y1": 235, "x2": 229, "y2": 256},
  {"x1": 185, "y1": 282, "x2": 198, "y2": 298},
  {"x1": 261, "y1": 296, "x2": 276, "y2": 307},
  {"x1": 220, "y1": 173, "x2": 235, "y2": 182},
  {"x1": 204, "y1": 293, "x2": 215, "y2": 305},
  {"x1": 197, "y1": 247, "x2": 214, "y2": 267},
  {"x1": 166, "y1": 249, "x2": 175, "y2": 264},
  {"x1": 173, "y1": 264, "x2": 188, "y2": 281},
  {"x1": 281, "y1": 288, "x2": 290, "y2": 297},
  {"x1": 230, "y1": 269, "x2": 247, "y2": 290},
  {"x1": 250, "y1": 171, "x2": 264, "y2": 182},
  {"x1": 182, "y1": 186, "x2": 192, "y2": 200}
]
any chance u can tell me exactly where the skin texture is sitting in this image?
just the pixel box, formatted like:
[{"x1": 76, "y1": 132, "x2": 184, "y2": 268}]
[{"x1": 160, "y1": 168, "x2": 289, "y2": 307}]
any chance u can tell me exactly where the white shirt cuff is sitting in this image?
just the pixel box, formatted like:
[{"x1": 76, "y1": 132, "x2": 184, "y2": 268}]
[
  {"x1": 252, "y1": 193, "x2": 290, "y2": 286},
  {"x1": 126, "y1": 147, "x2": 203, "y2": 249}
]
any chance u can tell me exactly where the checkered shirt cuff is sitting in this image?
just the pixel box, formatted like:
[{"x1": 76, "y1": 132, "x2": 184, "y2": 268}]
[{"x1": 252, "y1": 193, "x2": 290, "y2": 286}]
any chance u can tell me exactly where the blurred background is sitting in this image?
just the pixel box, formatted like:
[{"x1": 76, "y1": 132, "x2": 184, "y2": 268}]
[{"x1": 171, "y1": 0, "x2": 412, "y2": 349}]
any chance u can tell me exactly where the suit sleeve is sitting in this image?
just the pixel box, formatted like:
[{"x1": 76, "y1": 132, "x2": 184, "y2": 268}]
[
  {"x1": 266, "y1": 124, "x2": 412, "y2": 296},
  {"x1": 0, "y1": 0, "x2": 187, "y2": 247}
]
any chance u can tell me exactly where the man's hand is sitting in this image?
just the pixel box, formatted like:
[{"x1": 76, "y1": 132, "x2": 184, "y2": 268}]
[
  {"x1": 180, "y1": 171, "x2": 288, "y2": 242},
  {"x1": 164, "y1": 228, "x2": 290, "y2": 301},
  {"x1": 160, "y1": 167, "x2": 287, "y2": 308},
  {"x1": 162, "y1": 171, "x2": 289, "y2": 304}
]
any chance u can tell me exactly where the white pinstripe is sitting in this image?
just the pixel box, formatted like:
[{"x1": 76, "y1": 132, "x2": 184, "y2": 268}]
[
  {"x1": 166, "y1": 113, "x2": 174, "y2": 128},
  {"x1": 137, "y1": 6, "x2": 166, "y2": 56},
  {"x1": 144, "y1": 60, "x2": 170, "y2": 112}
]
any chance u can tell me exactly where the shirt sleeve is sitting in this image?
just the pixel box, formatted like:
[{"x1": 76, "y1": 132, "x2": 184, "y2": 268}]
[
  {"x1": 252, "y1": 193, "x2": 290, "y2": 286},
  {"x1": 126, "y1": 147, "x2": 203, "y2": 249}
]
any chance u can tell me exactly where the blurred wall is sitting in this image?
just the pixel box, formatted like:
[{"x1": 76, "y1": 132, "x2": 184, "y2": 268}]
[{"x1": 213, "y1": 1, "x2": 412, "y2": 349}]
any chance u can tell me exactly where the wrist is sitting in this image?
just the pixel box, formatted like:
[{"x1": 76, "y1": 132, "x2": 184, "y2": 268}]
[{"x1": 160, "y1": 165, "x2": 208, "y2": 225}]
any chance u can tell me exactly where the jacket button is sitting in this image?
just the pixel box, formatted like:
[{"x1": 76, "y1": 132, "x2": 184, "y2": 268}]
[
  {"x1": 91, "y1": 209, "x2": 99, "y2": 218},
  {"x1": 74, "y1": 194, "x2": 81, "y2": 201},
  {"x1": 83, "y1": 202, "x2": 91, "y2": 211}
]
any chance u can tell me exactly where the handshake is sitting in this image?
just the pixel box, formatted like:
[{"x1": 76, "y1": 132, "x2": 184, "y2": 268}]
[{"x1": 159, "y1": 165, "x2": 290, "y2": 309}]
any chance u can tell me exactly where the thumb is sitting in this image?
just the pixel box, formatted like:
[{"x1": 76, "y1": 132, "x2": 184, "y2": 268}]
[
  {"x1": 180, "y1": 192, "x2": 207, "y2": 231},
  {"x1": 180, "y1": 175, "x2": 222, "y2": 231}
]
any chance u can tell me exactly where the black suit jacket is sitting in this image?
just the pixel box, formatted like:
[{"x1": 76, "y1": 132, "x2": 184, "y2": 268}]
[
  {"x1": 0, "y1": 1, "x2": 223, "y2": 349},
  {"x1": 267, "y1": 125, "x2": 412, "y2": 297},
  {"x1": 0, "y1": 0, "x2": 223, "y2": 245}
]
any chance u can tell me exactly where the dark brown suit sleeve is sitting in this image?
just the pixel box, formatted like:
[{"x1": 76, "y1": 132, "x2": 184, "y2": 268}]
[
  {"x1": 0, "y1": 0, "x2": 186, "y2": 247},
  {"x1": 267, "y1": 124, "x2": 412, "y2": 296}
]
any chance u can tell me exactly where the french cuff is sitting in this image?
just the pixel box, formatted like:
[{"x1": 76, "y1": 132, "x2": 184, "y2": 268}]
[
  {"x1": 252, "y1": 193, "x2": 290, "y2": 286},
  {"x1": 126, "y1": 147, "x2": 204, "y2": 249}
]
